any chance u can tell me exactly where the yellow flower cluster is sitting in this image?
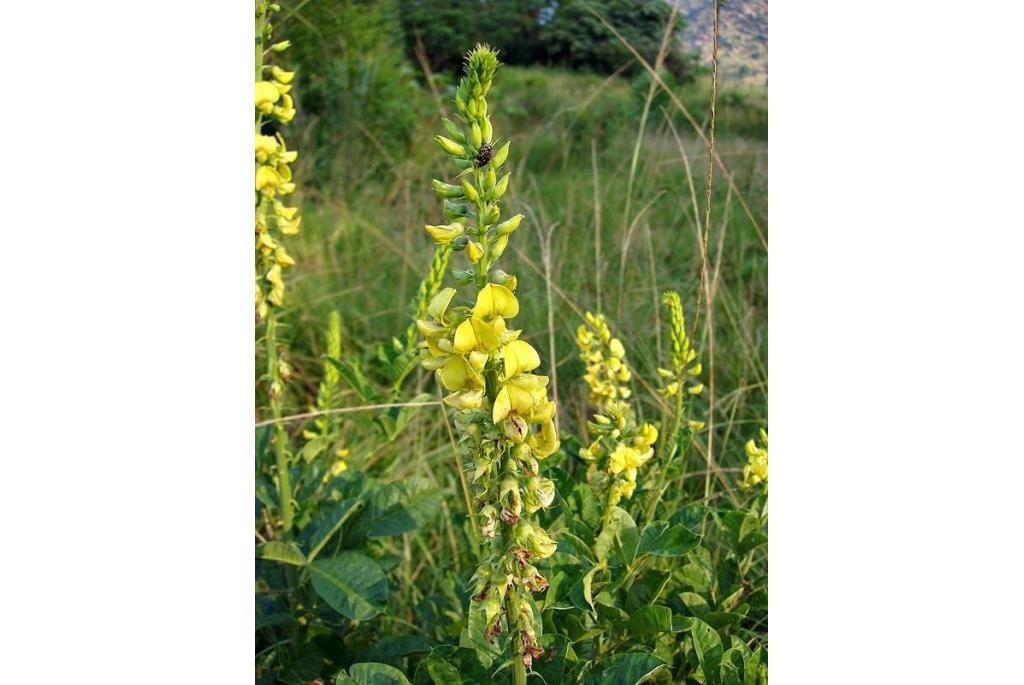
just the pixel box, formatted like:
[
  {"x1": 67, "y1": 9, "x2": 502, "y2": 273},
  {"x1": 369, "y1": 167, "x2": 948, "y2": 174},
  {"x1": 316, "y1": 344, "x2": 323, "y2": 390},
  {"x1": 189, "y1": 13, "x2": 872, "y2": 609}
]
[
  {"x1": 742, "y1": 428, "x2": 768, "y2": 489},
  {"x1": 580, "y1": 400, "x2": 659, "y2": 506},
  {"x1": 418, "y1": 285, "x2": 559, "y2": 460},
  {"x1": 574, "y1": 313, "x2": 658, "y2": 506},
  {"x1": 254, "y1": 3, "x2": 300, "y2": 320},
  {"x1": 659, "y1": 291, "x2": 705, "y2": 432},
  {"x1": 576, "y1": 312, "x2": 631, "y2": 409}
]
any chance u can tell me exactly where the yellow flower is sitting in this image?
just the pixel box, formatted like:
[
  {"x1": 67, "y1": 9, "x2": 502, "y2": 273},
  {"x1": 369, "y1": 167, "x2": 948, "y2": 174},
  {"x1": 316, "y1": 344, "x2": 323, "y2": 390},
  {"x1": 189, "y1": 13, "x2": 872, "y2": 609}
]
[
  {"x1": 424, "y1": 223, "x2": 464, "y2": 245},
  {"x1": 467, "y1": 240, "x2": 484, "y2": 263},
  {"x1": 274, "y1": 93, "x2": 295, "y2": 123},
  {"x1": 266, "y1": 264, "x2": 285, "y2": 304},
  {"x1": 255, "y1": 134, "x2": 279, "y2": 162},
  {"x1": 255, "y1": 81, "x2": 280, "y2": 112},
  {"x1": 473, "y1": 283, "x2": 519, "y2": 320},
  {"x1": 502, "y1": 339, "x2": 540, "y2": 378},
  {"x1": 742, "y1": 428, "x2": 768, "y2": 488},
  {"x1": 271, "y1": 65, "x2": 294, "y2": 84},
  {"x1": 453, "y1": 317, "x2": 501, "y2": 354},
  {"x1": 255, "y1": 165, "x2": 282, "y2": 194},
  {"x1": 493, "y1": 382, "x2": 537, "y2": 424}
]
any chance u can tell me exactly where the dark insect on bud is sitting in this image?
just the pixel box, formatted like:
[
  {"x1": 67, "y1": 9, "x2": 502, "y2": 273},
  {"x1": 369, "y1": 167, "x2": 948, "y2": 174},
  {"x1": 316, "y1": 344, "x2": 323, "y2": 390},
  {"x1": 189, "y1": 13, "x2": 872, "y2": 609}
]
[{"x1": 475, "y1": 143, "x2": 493, "y2": 168}]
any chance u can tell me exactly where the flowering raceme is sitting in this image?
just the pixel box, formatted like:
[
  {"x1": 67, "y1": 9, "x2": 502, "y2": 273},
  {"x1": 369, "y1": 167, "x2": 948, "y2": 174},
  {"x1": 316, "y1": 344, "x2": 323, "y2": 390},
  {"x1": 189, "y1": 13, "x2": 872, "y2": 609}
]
[
  {"x1": 743, "y1": 428, "x2": 768, "y2": 489},
  {"x1": 417, "y1": 45, "x2": 555, "y2": 677},
  {"x1": 254, "y1": 2, "x2": 300, "y2": 320},
  {"x1": 576, "y1": 311, "x2": 632, "y2": 410},
  {"x1": 576, "y1": 313, "x2": 658, "y2": 508}
]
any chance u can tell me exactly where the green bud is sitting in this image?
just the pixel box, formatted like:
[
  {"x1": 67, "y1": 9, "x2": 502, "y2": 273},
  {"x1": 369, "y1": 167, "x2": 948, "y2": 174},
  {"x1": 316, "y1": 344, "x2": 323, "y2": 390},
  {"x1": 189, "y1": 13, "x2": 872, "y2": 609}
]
[
  {"x1": 435, "y1": 135, "x2": 466, "y2": 157},
  {"x1": 495, "y1": 213, "x2": 522, "y2": 236},
  {"x1": 492, "y1": 172, "x2": 510, "y2": 199},
  {"x1": 490, "y1": 269, "x2": 517, "y2": 289},
  {"x1": 482, "y1": 116, "x2": 493, "y2": 144},
  {"x1": 451, "y1": 267, "x2": 475, "y2": 285},
  {"x1": 491, "y1": 141, "x2": 510, "y2": 168},
  {"x1": 453, "y1": 158, "x2": 474, "y2": 170},
  {"x1": 471, "y1": 122, "x2": 483, "y2": 149},
  {"x1": 484, "y1": 205, "x2": 500, "y2": 225},
  {"x1": 451, "y1": 235, "x2": 470, "y2": 251},
  {"x1": 443, "y1": 200, "x2": 470, "y2": 219},
  {"x1": 461, "y1": 180, "x2": 479, "y2": 203},
  {"x1": 442, "y1": 118, "x2": 466, "y2": 143},
  {"x1": 483, "y1": 168, "x2": 497, "y2": 193},
  {"x1": 490, "y1": 234, "x2": 509, "y2": 260},
  {"x1": 270, "y1": 40, "x2": 291, "y2": 52},
  {"x1": 432, "y1": 179, "x2": 464, "y2": 199}
]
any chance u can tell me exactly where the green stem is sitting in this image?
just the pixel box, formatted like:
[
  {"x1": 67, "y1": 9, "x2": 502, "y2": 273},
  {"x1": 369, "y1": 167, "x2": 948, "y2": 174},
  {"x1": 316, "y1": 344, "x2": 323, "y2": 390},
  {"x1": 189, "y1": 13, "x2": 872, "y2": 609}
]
[{"x1": 266, "y1": 312, "x2": 294, "y2": 532}]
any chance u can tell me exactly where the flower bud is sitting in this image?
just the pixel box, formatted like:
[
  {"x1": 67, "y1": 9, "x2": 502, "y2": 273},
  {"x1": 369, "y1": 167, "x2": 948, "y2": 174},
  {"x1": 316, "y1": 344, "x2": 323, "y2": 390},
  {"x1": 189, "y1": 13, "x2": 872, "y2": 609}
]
[
  {"x1": 491, "y1": 141, "x2": 510, "y2": 168},
  {"x1": 442, "y1": 117, "x2": 466, "y2": 143},
  {"x1": 432, "y1": 179, "x2": 464, "y2": 199},
  {"x1": 471, "y1": 122, "x2": 483, "y2": 148},
  {"x1": 461, "y1": 180, "x2": 479, "y2": 203},
  {"x1": 483, "y1": 167, "x2": 497, "y2": 193},
  {"x1": 435, "y1": 135, "x2": 467, "y2": 157},
  {"x1": 482, "y1": 116, "x2": 493, "y2": 144},
  {"x1": 451, "y1": 267, "x2": 475, "y2": 285},
  {"x1": 270, "y1": 66, "x2": 294, "y2": 84},
  {"x1": 494, "y1": 213, "x2": 523, "y2": 236},
  {"x1": 424, "y1": 223, "x2": 464, "y2": 245},
  {"x1": 270, "y1": 40, "x2": 291, "y2": 52},
  {"x1": 450, "y1": 234, "x2": 470, "y2": 251},
  {"x1": 492, "y1": 172, "x2": 510, "y2": 199},
  {"x1": 467, "y1": 241, "x2": 484, "y2": 264}
]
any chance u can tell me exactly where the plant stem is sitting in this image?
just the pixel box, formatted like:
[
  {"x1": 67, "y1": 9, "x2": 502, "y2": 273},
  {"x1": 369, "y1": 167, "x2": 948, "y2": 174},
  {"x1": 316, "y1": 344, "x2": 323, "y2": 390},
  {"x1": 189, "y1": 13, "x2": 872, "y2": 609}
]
[{"x1": 266, "y1": 311, "x2": 293, "y2": 532}]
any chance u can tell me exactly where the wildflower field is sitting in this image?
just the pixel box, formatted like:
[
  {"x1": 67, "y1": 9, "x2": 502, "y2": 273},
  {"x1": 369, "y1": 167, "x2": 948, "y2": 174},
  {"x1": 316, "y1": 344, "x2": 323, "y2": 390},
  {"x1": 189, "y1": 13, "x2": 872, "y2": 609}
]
[{"x1": 255, "y1": 2, "x2": 767, "y2": 683}]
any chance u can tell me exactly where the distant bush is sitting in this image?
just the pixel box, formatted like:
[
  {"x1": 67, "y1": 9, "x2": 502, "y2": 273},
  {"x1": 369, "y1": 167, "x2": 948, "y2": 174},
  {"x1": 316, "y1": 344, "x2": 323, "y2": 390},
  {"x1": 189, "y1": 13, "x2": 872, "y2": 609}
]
[
  {"x1": 284, "y1": 0, "x2": 429, "y2": 190},
  {"x1": 399, "y1": 0, "x2": 696, "y2": 82}
]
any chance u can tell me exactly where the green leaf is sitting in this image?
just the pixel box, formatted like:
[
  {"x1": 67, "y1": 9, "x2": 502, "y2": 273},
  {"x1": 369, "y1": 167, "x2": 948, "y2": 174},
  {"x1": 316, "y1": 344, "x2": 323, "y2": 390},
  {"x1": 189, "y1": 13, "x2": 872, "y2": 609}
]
[
  {"x1": 745, "y1": 646, "x2": 764, "y2": 685},
  {"x1": 690, "y1": 618, "x2": 724, "y2": 685},
  {"x1": 593, "y1": 506, "x2": 638, "y2": 564},
  {"x1": 625, "y1": 569, "x2": 671, "y2": 612},
  {"x1": 720, "y1": 647, "x2": 744, "y2": 685},
  {"x1": 544, "y1": 570, "x2": 573, "y2": 610},
  {"x1": 424, "y1": 657, "x2": 461, "y2": 685},
  {"x1": 303, "y1": 497, "x2": 364, "y2": 561},
  {"x1": 366, "y1": 635, "x2": 433, "y2": 663},
  {"x1": 351, "y1": 478, "x2": 442, "y2": 540},
  {"x1": 628, "y1": 605, "x2": 673, "y2": 634},
  {"x1": 309, "y1": 552, "x2": 388, "y2": 621},
  {"x1": 256, "y1": 541, "x2": 307, "y2": 566},
  {"x1": 638, "y1": 521, "x2": 701, "y2": 557},
  {"x1": 705, "y1": 611, "x2": 744, "y2": 629},
  {"x1": 570, "y1": 565, "x2": 600, "y2": 613},
  {"x1": 592, "y1": 653, "x2": 671, "y2": 684},
  {"x1": 306, "y1": 497, "x2": 364, "y2": 562},
  {"x1": 326, "y1": 356, "x2": 378, "y2": 402},
  {"x1": 593, "y1": 505, "x2": 630, "y2": 565},
  {"x1": 298, "y1": 435, "x2": 330, "y2": 463},
  {"x1": 680, "y1": 591, "x2": 710, "y2": 618},
  {"x1": 346, "y1": 663, "x2": 412, "y2": 685}
]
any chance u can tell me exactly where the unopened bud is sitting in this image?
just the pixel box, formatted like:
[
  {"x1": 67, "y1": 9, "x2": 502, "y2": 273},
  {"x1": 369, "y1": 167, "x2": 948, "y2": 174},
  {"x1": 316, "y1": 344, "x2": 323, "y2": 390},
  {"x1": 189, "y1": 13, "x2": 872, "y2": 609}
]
[
  {"x1": 494, "y1": 213, "x2": 523, "y2": 236},
  {"x1": 435, "y1": 135, "x2": 466, "y2": 157}
]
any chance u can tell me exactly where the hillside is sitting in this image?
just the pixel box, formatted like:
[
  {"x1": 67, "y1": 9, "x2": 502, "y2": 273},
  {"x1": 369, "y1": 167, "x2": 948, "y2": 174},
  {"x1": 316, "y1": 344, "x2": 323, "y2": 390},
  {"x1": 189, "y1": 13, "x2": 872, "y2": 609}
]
[{"x1": 675, "y1": 0, "x2": 768, "y2": 86}]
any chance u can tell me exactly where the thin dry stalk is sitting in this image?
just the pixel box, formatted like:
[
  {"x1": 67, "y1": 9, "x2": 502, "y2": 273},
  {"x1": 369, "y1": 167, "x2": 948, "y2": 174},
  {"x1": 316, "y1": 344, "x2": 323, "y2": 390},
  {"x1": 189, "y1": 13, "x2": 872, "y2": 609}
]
[{"x1": 588, "y1": 7, "x2": 767, "y2": 251}]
